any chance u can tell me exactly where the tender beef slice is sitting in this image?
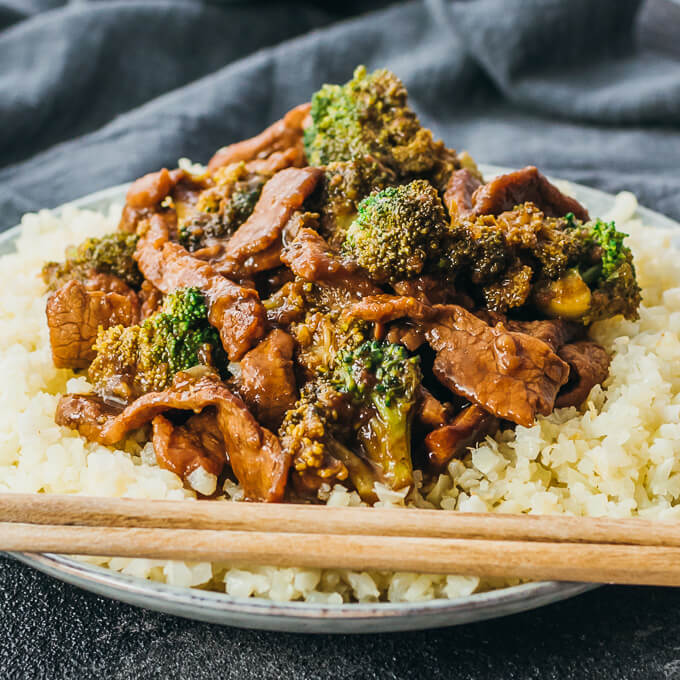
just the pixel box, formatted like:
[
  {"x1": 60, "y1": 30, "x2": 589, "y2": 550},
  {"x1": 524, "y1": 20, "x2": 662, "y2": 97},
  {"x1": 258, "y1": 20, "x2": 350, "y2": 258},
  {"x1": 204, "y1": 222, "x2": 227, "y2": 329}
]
[
  {"x1": 134, "y1": 216, "x2": 266, "y2": 361},
  {"x1": 151, "y1": 411, "x2": 225, "y2": 493},
  {"x1": 505, "y1": 319, "x2": 583, "y2": 353},
  {"x1": 238, "y1": 329, "x2": 298, "y2": 429},
  {"x1": 344, "y1": 294, "x2": 436, "y2": 325},
  {"x1": 138, "y1": 280, "x2": 163, "y2": 319},
  {"x1": 385, "y1": 325, "x2": 427, "y2": 351},
  {"x1": 425, "y1": 405, "x2": 499, "y2": 471},
  {"x1": 118, "y1": 168, "x2": 185, "y2": 233},
  {"x1": 64, "y1": 268, "x2": 141, "y2": 312},
  {"x1": 555, "y1": 341, "x2": 611, "y2": 408},
  {"x1": 183, "y1": 408, "x2": 229, "y2": 463},
  {"x1": 214, "y1": 167, "x2": 323, "y2": 278},
  {"x1": 470, "y1": 166, "x2": 590, "y2": 221},
  {"x1": 393, "y1": 276, "x2": 472, "y2": 307},
  {"x1": 46, "y1": 280, "x2": 140, "y2": 369},
  {"x1": 208, "y1": 103, "x2": 311, "y2": 171},
  {"x1": 443, "y1": 168, "x2": 483, "y2": 220},
  {"x1": 425, "y1": 305, "x2": 570, "y2": 427},
  {"x1": 55, "y1": 374, "x2": 290, "y2": 502},
  {"x1": 281, "y1": 227, "x2": 380, "y2": 297},
  {"x1": 245, "y1": 147, "x2": 307, "y2": 176},
  {"x1": 415, "y1": 385, "x2": 454, "y2": 430},
  {"x1": 54, "y1": 393, "x2": 122, "y2": 442}
]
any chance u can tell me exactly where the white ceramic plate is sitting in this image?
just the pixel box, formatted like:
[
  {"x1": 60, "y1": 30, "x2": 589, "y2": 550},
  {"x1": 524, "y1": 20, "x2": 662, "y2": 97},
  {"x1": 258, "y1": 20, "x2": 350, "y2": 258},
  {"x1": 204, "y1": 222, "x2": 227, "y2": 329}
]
[{"x1": 4, "y1": 165, "x2": 679, "y2": 633}]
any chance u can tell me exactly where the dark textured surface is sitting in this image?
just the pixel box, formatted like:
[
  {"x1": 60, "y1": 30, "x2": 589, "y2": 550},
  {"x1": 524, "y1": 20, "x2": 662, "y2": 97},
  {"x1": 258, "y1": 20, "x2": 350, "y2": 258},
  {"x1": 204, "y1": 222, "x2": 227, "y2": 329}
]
[
  {"x1": 3, "y1": 555, "x2": 680, "y2": 679},
  {"x1": 1, "y1": 0, "x2": 680, "y2": 678}
]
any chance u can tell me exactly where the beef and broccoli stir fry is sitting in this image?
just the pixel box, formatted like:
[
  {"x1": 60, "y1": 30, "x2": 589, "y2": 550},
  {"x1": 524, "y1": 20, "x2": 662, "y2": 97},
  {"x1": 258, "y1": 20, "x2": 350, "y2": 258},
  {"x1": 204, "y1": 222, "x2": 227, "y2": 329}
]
[{"x1": 44, "y1": 66, "x2": 641, "y2": 503}]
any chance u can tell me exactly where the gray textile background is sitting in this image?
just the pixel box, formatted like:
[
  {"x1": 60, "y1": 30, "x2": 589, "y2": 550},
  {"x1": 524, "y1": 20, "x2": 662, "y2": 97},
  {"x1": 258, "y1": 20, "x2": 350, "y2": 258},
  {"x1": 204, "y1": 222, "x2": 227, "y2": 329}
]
[
  {"x1": 1, "y1": 0, "x2": 680, "y2": 677},
  {"x1": 1, "y1": 0, "x2": 680, "y2": 229}
]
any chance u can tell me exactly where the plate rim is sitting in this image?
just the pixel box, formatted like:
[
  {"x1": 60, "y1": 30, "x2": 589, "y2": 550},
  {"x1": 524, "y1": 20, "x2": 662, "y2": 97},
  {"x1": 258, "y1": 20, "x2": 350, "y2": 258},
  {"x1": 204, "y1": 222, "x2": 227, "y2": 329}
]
[{"x1": 5, "y1": 165, "x2": 678, "y2": 631}]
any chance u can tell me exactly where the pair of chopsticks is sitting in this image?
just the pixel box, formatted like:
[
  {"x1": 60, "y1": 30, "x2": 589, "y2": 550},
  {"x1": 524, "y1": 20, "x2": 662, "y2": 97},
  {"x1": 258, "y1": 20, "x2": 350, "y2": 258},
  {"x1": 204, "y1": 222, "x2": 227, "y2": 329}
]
[{"x1": 1, "y1": 493, "x2": 680, "y2": 586}]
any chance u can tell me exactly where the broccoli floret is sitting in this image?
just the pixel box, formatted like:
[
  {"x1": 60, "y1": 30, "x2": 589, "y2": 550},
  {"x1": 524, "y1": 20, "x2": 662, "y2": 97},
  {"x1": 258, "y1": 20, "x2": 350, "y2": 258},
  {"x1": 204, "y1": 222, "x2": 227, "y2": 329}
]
[
  {"x1": 290, "y1": 283, "x2": 370, "y2": 377},
  {"x1": 576, "y1": 218, "x2": 641, "y2": 322},
  {"x1": 281, "y1": 339, "x2": 422, "y2": 500},
  {"x1": 331, "y1": 340, "x2": 421, "y2": 491},
  {"x1": 42, "y1": 232, "x2": 141, "y2": 290},
  {"x1": 88, "y1": 287, "x2": 227, "y2": 401},
  {"x1": 304, "y1": 66, "x2": 456, "y2": 183},
  {"x1": 443, "y1": 217, "x2": 509, "y2": 285},
  {"x1": 582, "y1": 219, "x2": 630, "y2": 279},
  {"x1": 534, "y1": 217, "x2": 641, "y2": 323},
  {"x1": 343, "y1": 180, "x2": 447, "y2": 284},
  {"x1": 314, "y1": 156, "x2": 395, "y2": 248},
  {"x1": 280, "y1": 378, "x2": 379, "y2": 502}
]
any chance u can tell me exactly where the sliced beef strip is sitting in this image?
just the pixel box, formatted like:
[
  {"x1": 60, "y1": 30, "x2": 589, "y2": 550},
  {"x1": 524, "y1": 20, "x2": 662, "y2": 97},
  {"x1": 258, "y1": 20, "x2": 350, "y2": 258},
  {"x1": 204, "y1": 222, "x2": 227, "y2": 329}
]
[
  {"x1": 118, "y1": 168, "x2": 185, "y2": 233},
  {"x1": 425, "y1": 405, "x2": 499, "y2": 471},
  {"x1": 474, "y1": 311, "x2": 583, "y2": 354},
  {"x1": 151, "y1": 411, "x2": 225, "y2": 495},
  {"x1": 393, "y1": 276, "x2": 473, "y2": 308},
  {"x1": 555, "y1": 341, "x2": 611, "y2": 408},
  {"x1": 281, "y1": 227, "x2": 380, "y2": 297},
  {"x1": 134, "y1": 214, "x2": 267, "y2": 361},
  {"x1": 443, "y1": 168, "x2": 483, "y2": 220},
  {"x1": 425, "y1": 305, "x2": 570, "y2": 427},
  {"x1": 55, "y1": 373, "x2": 290, "y2": 502},
  {"x1": 385, "y1": 325, "x2": 427, "y2": 352},
  {"x1": 469, "y1": 166, "x2": 590, "y2": 221},
  {"x1": 244, "y1": 146, "x2": 307, "y2": 175},
  {"x1": 207, "y1": 103, "x2": 311, "y2": 171},
  {"x1": 505, "y1": 319, "x2": 583, "y2": 353},
  {"x1": 344, "y1": 294, "x2": 436, "y2": 325},
  {"x1": 212, "y1": 167, "x2": 323, "y2": 278},
  {"x1": 238, "y1": 329, "x2": 298, "y2": 430},
  {"x1": 415, "y1": 385, "x2": 454, "y2": 430},
  {"x1": 46, "y1": 279, "x2": 140, "y2": 369},
  {"x1": 138, "y1": 280, "x2": 163, "y2": 319}
]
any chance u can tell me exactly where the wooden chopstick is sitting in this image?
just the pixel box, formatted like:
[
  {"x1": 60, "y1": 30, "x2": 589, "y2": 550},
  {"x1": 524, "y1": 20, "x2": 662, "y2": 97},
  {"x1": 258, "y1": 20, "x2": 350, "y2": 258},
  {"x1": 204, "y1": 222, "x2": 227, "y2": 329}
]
[
  {"x1": 0, "y1": 493, "x2": 678, "y2": 546},
  {"x1": 2, "y1": 493, "x2": 680, "y2": 586},
  {"x1": 4, "y1": 522, "x2": 680, "y2": 586}
]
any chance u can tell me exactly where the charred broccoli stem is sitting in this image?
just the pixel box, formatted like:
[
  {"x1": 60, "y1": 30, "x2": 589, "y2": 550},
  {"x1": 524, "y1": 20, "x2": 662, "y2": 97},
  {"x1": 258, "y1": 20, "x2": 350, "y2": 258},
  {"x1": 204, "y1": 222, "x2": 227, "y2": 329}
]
[
  {"x1": 343, "y1": 180, "x2": 447, "y2": 284},
  {"x1": 304, "y1": 66, "x2": 457, "y2": 183},
  {"x1": 42, "y1": 232, "x2": 142, "y2": 290},
  {"x1": 331, "y1": 340, "x2": 421, "y2": 491},
  {"x1": 88, "y1": 287, "x2": 227, "y2": 402}
]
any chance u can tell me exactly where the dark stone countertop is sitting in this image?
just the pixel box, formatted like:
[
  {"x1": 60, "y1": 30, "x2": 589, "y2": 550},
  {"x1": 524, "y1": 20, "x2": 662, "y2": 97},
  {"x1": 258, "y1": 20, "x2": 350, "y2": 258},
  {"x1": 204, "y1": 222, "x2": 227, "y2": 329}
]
[{"x1": 1, "y1": 555, "x2": 679, "y2": 679}]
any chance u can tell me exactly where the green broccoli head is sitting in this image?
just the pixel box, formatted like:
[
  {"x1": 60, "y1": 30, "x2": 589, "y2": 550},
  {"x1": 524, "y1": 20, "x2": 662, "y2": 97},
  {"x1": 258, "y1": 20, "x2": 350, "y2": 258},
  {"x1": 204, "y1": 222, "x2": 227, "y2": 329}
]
[
  {"x1": 534, "y1": 216, "x2": 641, "y2": 323},
  {"x1": 89, "y1": 287, "x2": 227, "y2": 402},
  {"x1": 577, "y1": 218, "x2": 641, "y2": 322},
  {"x1": 304, "y1": 66, "x2": 453, "y2": 181},
  {"x1": 42, "y1": 232, "x2": 142, "y2": 290},
  {"x1": 315, "y1": 156, "x2": 395, "y2": 248},
  {"x1": 343, "y1": 179, "x2": 447, "y2": 283},
  {"x1": 583, "y1": 219, "x2": 631, "y2": 279},
  {"x1": 331, "y1": 340, "x2": 421, "y2": 490}
]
